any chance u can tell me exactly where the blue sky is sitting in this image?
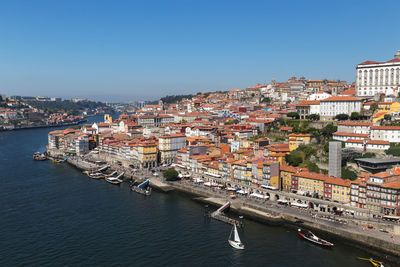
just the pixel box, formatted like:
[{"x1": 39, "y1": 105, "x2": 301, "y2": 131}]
[{"x1": 0, "y1": 0, "x2": 399, "y2": 102}]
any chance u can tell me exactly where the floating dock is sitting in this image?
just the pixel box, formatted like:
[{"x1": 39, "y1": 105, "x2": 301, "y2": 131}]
[{"x1": 209, "y1": 202, "x2": 244, "y2": 228}]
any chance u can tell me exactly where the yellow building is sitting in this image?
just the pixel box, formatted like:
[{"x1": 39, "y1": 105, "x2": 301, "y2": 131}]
[
  {"x1": 279, "y1": 165, "x2": 301, "y2": 192},
  {"x1": 206, "y1": 161, "x2": 221, "y2": 177},
  {"x1": 324, "y1": 177, "x2": 351, "y2": 203},
  {"x1": 288, "y1": 134, "x2": 311, "y2": 151},
  {"x1": 295, "y1": 172, "x2": 327, "y2": 196},
  {"x1": 138, "y1": 140, "x2": 157, "y2": 168},
  {"x1": 373, "y1": 102, "x2": 400, "y2": 123}
]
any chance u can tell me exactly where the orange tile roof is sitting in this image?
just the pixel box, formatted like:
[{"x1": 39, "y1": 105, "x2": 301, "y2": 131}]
[
  {"x1": 325, "y1": 177, "x2": 351, "y2": 187},
  {"x1": 296, "y1": 100, "x2": 320, "y2": 106},
  {"x1": 321, "y1": 96, "x2": 361, "y2": 102},
  {"x1": 367, "y1": 140, "x2": 390, "y2": 145},
  {"x1": 346, "y1": 139, "x2": 364, "y2": 143},
  {"x1": 371, "y1": 126, "x2": 400, "y2": 130},
  {"x1": 295, "y1": 171, "x2": 328, "y2": 181},
  {"x1": 333, "y1": 132, "x2": 369, "y2": 138},
  {"x1": 338, "y1": 121, "x2": 372, "y2": 127},
  {"x1": 382, "y1": 179, "x2": 400, "y2": 189}
]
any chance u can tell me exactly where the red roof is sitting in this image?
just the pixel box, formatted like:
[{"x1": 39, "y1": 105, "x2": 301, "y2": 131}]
[
  {"x1": 338, "y1": 121, "x2": 372, "y2": 127},
  {"x1": 367, "y1": 140, "x2": 390, "y2": 145},
  {"x1": 359, "y1": 60, "x2": 379, "y2": 65},
  {"x1": 346, "y1": 139, "x2": 364, "y2": 143},
  {"x1": 371, "y1": 126, "x2": 400, "y2": 130},
  {"x1": 386, "y1": 58, "x2": 400, "y2": 63},
  {"x1": 340, "y1": 88, "x2": 355, "y2": 95},
  {"x1": 321, "y1": 96, "x2": 361, "y2": 102},
  {"x1": 333, "y1": 132, "x2": 369, "y2": 138}
]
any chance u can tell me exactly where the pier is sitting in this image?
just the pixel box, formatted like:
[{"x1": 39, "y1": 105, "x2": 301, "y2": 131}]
[{"x1": 209, "y1": 202, "x2": 244, "y2": 228}]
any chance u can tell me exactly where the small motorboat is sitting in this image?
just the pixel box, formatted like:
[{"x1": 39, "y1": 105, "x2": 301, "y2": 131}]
[
  {"x1": 33, "y1": 152, "x2": 48, "y2": 161},
  {"x1": 105, "y1": 177, "x2": 123, "y2": 185},
  {"x1": 228, "y1": 224, "x2": 245, "y2": 250},
  {"x1": 297, "y1": 229, "x2": 334, "y2": 247},
  {"x1": 131, "y1": 179, "x2": 152, "y2": 196},
  {"x1": 88, "y1": 172, "x2": 104, "y2": 179},
  {"x1": 105, "y1": 172, "x2": 124, "y2": 185},
  {"x1": 358, "y1": 258, "x2": 384, "y2": 267}
]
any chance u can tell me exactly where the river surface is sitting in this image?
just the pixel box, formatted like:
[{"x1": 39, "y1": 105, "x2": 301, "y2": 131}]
[{"x1": 0, "y1": 115, "x2": 378, "y2": 266}]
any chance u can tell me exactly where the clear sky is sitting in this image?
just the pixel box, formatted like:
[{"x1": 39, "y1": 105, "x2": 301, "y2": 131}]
[{"x1": 0, "y1": 0, "x2": 399, "y2": 102}]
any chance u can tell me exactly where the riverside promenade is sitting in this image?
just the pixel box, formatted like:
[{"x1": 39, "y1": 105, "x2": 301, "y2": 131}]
[
  {"x1": 152, "y1": 178, "x2": 400, "y2": 261},
  {"x1": 49, "y1": 154, "x2": 400, "y2": 261}
]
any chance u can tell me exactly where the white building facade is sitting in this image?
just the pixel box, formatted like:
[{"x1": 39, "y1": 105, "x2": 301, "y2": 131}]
[
  {"x1": 356, "y1": 51, "x2": 400, "y2": 97},
  {"x1": 320, "y1": 96, "x2": 362, "y2": 119}
]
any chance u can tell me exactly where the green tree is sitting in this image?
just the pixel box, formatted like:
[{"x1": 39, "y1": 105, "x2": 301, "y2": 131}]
[
  {"x1": 385, "y1": 144, "x2": 400, "y2": 156},
  {"x1": 350, "y1": 112, "x2": 360, "y2": 120},
  {"x1": 341, "y1": 167, "x2": 357, "y2": 180},
  {"x1": 362, "y1": 152, "x2": 376, "y2": 158},
  {"x1": 296, "y1": 145, "x2": 315, "y2": 159},
  {"x1": 287, "y1": 112, "x2": 300, "y2": 119},
  {"x1": 285, "y1": 153, "x2": 303, "y2": 167},
  {"x1": 335, "y1": 114, "x2": 349, "y2": 121},
  {"x1": 261, "y1": 97, "x2": 272, "y2": 104},
  {"x1": 304, "y1": 161, "x2": 320, "y2": 173},
  {"x1": 384, "y1": 114, "x2": 392, "y2": 121},
  {"x1": 163, "y1": 168, "x2": 179, "y2": 181},
  {"x1": 306, "y1": 114, "x2": 320, "y2": 121},
  {"x1": 321, "y1": 124, "x2": 337, "y2": 139},
  {"x1": 225, "y1": 120, "x2": 238, "y2": 125}
]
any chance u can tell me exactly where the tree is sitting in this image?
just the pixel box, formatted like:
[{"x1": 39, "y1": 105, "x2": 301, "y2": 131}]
[
  {"x1": 341, "y1": 167, "x2": 357, "y2": 180},
  {"x1": 386, "y1": 144, "x2": 400, "y2": 156},
  {"x1": 335, "y1": 114, "x2": 349, "y2": 121},
  {"x1": 362, "y1": 152, "x2": 376, "y2": 158},
  {"x1": 321, "y1": 124, "x2": 337, "y2": 139},
  {"x1": 261, "y1": 97, "x2": 271, "y2": 104},
  {"x1": 306, "y1": 114, "x2": 320, "y2": 121},
  {"x1": 225, "y1": 120, "x2": 238, "y2": 125},
  {"x1": 384, "y1": 114, "x2": 392, "y2": 121},
  {"x1": 296, "y1": 145, "x2": 316, "y2": 159},
  {"x1": 163, "y1": 168, "x2": 179, "y2": 181},
  {"x1": 304, "y1": 161, "x2": 320, "y2": 173},
  {"x1": 350, "y1": 112, "x2": 360, "y2": 120},
  {"x1": 285, "y1": 153, "x2": 303, "y2": 167},
  {"x1": 287, "y1": 112, "x2": 300, "y2": 119}
]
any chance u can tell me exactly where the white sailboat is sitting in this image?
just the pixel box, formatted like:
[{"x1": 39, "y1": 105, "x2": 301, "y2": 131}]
[{"x1": 228, "y1": 224, "x2": 244, "y2": 250}]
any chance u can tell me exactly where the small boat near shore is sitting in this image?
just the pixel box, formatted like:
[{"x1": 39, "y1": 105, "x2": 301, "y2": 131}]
[
  {"x1": 297, "y1": 228, "x2": 334, "y2": 247},
  {"x1": 88, "y1": 172, "x2": 105, "y2": 179},
  {"x1": 33, "y1": 152, "x2": 48, "y2": 161},
  {"x1": 131, "y1": 179, "x2": 152, "y2": 196},
  {"x1": 228, "y1": 224, "x2": 245, "y2": 250},
  {"x1": 105, "y1": 172, "x2": 124, "y2": 185}
]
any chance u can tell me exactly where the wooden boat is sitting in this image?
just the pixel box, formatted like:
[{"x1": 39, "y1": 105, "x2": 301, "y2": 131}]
[
  {"x1": 228, "y1": 224, "x2": 245, "y2": 250},
  {"x1": 297, "y1": 229, "x2": 334, "y2": 247},
  {"x1": 358, "y1": 258, "x2": 384, "y2": 267}
]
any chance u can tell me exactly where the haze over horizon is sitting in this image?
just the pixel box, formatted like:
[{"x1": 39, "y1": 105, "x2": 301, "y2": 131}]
[{"x1": 1, "y1": 0, "x2": 400, "y2": 102}]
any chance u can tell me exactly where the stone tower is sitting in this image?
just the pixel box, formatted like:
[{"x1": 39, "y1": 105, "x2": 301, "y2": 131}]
[{"x1": 329, "y1": 142, "x2": 342, "y2": 178}]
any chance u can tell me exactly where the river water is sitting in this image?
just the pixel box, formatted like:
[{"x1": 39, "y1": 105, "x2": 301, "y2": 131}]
[{"x1": 0, "y1": 115, "x2": 378, "y2": 266}]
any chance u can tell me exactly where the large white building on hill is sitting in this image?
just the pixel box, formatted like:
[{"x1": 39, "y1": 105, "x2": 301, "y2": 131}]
[
  {"x1": 356, "y1": 50, "x2": 400, "y2": 97},
  {"x1": 320, "y1": 96, "x2": 361, "y2": 119}
]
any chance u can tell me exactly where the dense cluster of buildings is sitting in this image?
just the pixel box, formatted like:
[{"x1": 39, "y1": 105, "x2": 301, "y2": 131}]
[{"x1": 47, "y1": 50, "x2": 400, "y2": 217}]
